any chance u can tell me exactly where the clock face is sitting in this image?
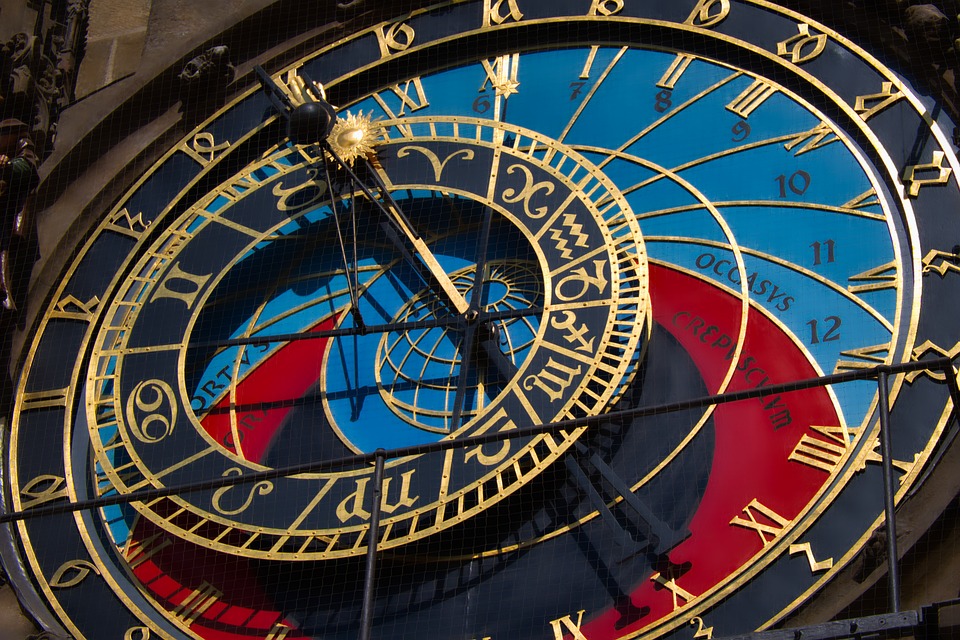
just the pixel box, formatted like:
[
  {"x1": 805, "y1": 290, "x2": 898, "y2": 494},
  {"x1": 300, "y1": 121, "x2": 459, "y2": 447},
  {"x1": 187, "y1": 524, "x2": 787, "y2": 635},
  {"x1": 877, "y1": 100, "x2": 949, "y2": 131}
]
[{"x1": 6, "y1": 1, "x2": 960, "y2": 639}]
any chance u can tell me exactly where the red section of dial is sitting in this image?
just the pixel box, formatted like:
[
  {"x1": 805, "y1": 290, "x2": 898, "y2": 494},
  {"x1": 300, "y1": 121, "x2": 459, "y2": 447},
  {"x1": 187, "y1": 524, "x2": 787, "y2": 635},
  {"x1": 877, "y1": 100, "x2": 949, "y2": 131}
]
[
  {"x1": 582, "y1": 265, "x2": 843, "y2": 638},
  {"x1": 198, "y1": 317, "x2": 337, "y2": 463}
]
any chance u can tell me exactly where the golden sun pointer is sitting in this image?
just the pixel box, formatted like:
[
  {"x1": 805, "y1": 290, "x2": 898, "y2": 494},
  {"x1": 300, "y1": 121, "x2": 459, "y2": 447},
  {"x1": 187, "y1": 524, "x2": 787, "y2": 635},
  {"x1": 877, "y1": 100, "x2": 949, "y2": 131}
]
[{"x1": 326, "y1": 111, "x2": 383, "y2": 166}]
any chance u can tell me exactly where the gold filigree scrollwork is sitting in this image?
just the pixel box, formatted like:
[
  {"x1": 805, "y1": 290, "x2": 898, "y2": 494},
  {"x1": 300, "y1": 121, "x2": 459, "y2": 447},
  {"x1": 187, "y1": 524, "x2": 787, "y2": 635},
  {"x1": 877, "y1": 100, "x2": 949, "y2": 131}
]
[
  {"x1": 776, "y1": 23, "x2": 827, "y2": 64},
  {"x1": 500, "y1": 163, "x2": 555, "y2": 218},
  {"x1": 211, "y1": 467, "x2": 275, "y2": 515},
  {"x1": 50, "y1": 559, "x2": 101, "y2": 589},
  {"x1": 396, "y1": 145, "x2": 475, "y2": 182},
  {"x1": 376, "y1": 21, "x2": 416, "y2": 58},
  {"x1": 124, "y1": 378, "x2": 178, "y2": 444},
  {"x1": 684, "y1": 0, "x2": 730, "y2": 28}
]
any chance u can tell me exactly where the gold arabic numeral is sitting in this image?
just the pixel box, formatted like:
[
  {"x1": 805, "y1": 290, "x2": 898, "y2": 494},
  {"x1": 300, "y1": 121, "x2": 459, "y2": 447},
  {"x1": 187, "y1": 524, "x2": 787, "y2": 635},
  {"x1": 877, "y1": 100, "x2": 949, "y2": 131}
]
[
  {"x1": 50, "y1": 559, "x2": 101, "y2": 589},
  {"x1": 211, "y1": 467, "x2": 275, "y2": 515},
  {"x1": 50, "y1": 294, "x2": 100, "y2": 321},
  {"x1": 483, "y1": 0, "x2": 523, "y2": 26},
  {"x1": 903, "y1": 150, "x2": 953, "y2": 198},
  {"x1": 555, "y1": 260, "x2": 608, "y2": 302},
  {"x1": 789, "y1": 427, "x2": 849, "y2": 472},
  {"x1": 375, "y1": 20, "x2": 416, "y2": 58},
  {"x1": 19, "y1": 387, "x2": 69, "y2": 411},
  {"x1": 480, "y1": 54, "x2": 521, "y2": 99},
  {"x1": 729, "y1": 498, "x2": 790, "y2": 547},
  {"x1": 691, "y1": 617, "x2": 715, "y2": 640},
  {"x1": 726, "y1": 78, "x2": 776, "y2": 119},
  {"x1": 854, "y1": 82, "x2": 904, "y2": 121},
  {"x1": 657, "y1": 53, "x2": 695, "y2": 90},
  {"x1": 523, "y1": 357, "x2": 582, "y2": 403},
  {"x1": 833, "y1": 343, "x2": 890, "y2": 373},
  {"x1": 123, "y1": 532, "x2": 173, "y2": 570},
  {"x1": 775, "y1": 170, "x2": 811, "y2": 197},
  {"x1": 500, "y1": 163, "x2": 555, "y2": 219},
  {"x1": 180, "y1": 131, "x2": 230, "y2": 167},
  {"x1": 588, "y1": 0, "x2": 623, "y2": 16},
  {"x1": 650, "y1": 570, "x2": 698, "y2": 611},
  {"x1": 106, "y1": 207, "x2": 151, "y2": 238},
  {"x1": 272, "y1": 167, "x2": 329, "y2": 212},
  {"x1": 464, "y1": 407, "x2": 518, "y2": 466},
  {"x1": 549, "y1": 609, "x2": 588, "y2": 640},
  {"x1": 124, "y1": 378, "x2": 178, "y2": 444},
  {"x1": 336, "y1": 470, "x2": 420, "y2": 523},
  {"x1": 550, "y1": 310, "x2": 595, "y2": 353},
  {"x1": 905, "y1": 340, "x2": 960, "y2": 384},
  {"x1": 172, "y1": 581, "x2": 223, "y2": 627},
  {"x1": 396, "y1": 145, "x2": 476, "y2": 183},
  {"x1": 789, "y1": 541, "x2": 834, "y2": 573},
  {"x1": 20, "y1": 474, "x2": 68, "y2": 510},
  {"x1": 547, "y1": 214, "x2": 591, "y2": 260},
  {"x1": 124, "y1": 627, "x2": 152, "y2": 640},
  {"x1": 776, "y1": 23, "x2": 827, "y2": 64},
  {"x1": 922, "y1": 248, "x2": 960, "y2": 277},
  {"x1": 806, "y1": 315, "x2": 841, "y2": 345},
  {"x1": 148, "y1": 261, "x2": 213, "y2": 309},
  {"x1": 685, "y1": 0, "x2": 730, "y2": 28},
  {"x1": 784, "y1": 122, "x2": 838, "y2": 156},
  {"x1": 848, "y1": 260, "x2": 897, "y2": 294}
]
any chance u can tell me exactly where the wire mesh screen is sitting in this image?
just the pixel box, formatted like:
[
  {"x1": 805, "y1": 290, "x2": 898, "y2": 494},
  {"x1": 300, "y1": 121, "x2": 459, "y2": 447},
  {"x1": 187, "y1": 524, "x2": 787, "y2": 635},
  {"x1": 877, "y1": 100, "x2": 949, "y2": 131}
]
[{"x1": 3, "y1": 1, "x2": 960, "y2": 639}]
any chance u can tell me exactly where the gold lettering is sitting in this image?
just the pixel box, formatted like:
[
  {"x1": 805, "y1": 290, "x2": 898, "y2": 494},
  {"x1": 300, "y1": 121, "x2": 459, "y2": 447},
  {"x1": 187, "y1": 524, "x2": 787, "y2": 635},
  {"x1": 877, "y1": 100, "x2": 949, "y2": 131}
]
[
  {"x1": 523, "y1": 357, "x2": 582, "y2": 402},
  {"x1": 549, "y1": 610, "x2": 588, "y2": 640},
  {"x1": 905, "y1": 340, "x2": 960, "y2": 384},
  {"x1": 789, "y1": 432, "x2": 847, "y2": 472},
  {"x1": 903, "y1": 150, "x2": 953, "y2": 198},
  {"x1": 579, "y1": 46, "x2": 600, "y2": 80},
  {"x1": 784, "y1": 122, "x2": 837, "y2": 156},
  {"x1": 685, "y1": 0, "x2": 730, "y2": 28},
  {"x1": 848, "y1": 260, "x2": 897, "y2": 294},
  {"x1": 181, "y1": 132, "x2": 230, "y2": 167},
  {"x1": 691, "y1": 617, "x2": 714, "y2": 640},
  {"x1": 854, "y1": 82, "x2": 904, "y2": 121},
  {"x1": 726, "y1": 78, "x2": 776, "y2": 119},
  {"x1": 50, "y1": 294, "x2": 101, "y2": 321},
  {"x1": 375, "y1": 21, "x2": 416, "y2": 58},
  {"x1": 548, "y1": 214, "x2": 591, "y2": 260},
  {"x1": 272, "y1": 168, "x2": 329, "y2": 212},
  {"x1": 480, "y1": 54, "x2": 521, "y2": 98},
  {"x1": 555, "y1": 260, "x2": 608, "y2": 302},
  {"x1": 375, "y1": 77, "x2": 430, "y2": 117},
  {"x1": 657, "y1": 54, "x2": 695, "y2": 90},
  {"x1": 106, "y1": 207, "x2": 150, "y2": 238},
  {"x1": 50, "y1": 559, "x2": 101, "y2": 589},
  {"x1": 483, "y1": 0, "x2": 523, "y2": 26},
  {"x1": 173, "y1": 581, "x2": 222, "y2": 627},
  {"x1": 789, "y1": 541, "x2": 834, "y2": 573},
  {"x1": 211, "y1": 468, "x2": 274, "y2": 515},
  {"x1": 550, "y1": 310, "x2": 595, "y2": 353},
  {"x1": 501, "y1": 163, "x2": 555, "y2": 219},
  {"x1": 149, "y1": 262, "x2": 212, "y2": 309},
  {"x1": 19, "y1": 387, "x2": 69, "y2": 411},
  {"x1": 336, "y1": 470, "x2": 420, "y2": 522},
  {"x1": 922, "y1": 248, "x2": 960, "y2": 277},
  {"x1": 588, "y1": 0, "x2": 623, "y2": 16},
  {"x1": 464, "y1": 407, "x2": 518, "y2": 466},
  {"x1": 124, "y1": 627, "x2": 151, "y2": 640},
  {"x1": 20, "y1": 474, "x2": 68, "y2": 510},
  {"x1": 125, "y1": 379, "x2": 178, "y2": 444},
  {"x1": 776, "y1": 23, "x2": 827, "y2": 64},
  {"x1": 396, "y1": 146, "x2": 475, "y2": 181},
  {"x1": 833, "y1": 343, "x2": 889, "y2": 373},
  {"x1": 650, "y1": 571, "x2": 697, "y2": 610},
  {"x1": 730, "y1": 499, "x2": 790, "y2": 546}
]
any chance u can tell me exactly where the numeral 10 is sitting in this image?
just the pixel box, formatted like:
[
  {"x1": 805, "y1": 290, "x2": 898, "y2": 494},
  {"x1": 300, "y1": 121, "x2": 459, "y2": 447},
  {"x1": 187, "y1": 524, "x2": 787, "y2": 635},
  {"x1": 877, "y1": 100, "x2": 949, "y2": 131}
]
[{"x1": 810, "y1": 239, "x2": 835, "y2": 265}]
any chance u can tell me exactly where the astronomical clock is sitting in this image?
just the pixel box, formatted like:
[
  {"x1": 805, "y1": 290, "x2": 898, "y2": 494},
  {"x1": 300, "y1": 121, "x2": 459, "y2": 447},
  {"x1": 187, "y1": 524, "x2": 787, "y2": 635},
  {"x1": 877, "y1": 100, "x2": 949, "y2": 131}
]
[{"x1": 5, "y1": 1, "x2": 960, "y2": 638}]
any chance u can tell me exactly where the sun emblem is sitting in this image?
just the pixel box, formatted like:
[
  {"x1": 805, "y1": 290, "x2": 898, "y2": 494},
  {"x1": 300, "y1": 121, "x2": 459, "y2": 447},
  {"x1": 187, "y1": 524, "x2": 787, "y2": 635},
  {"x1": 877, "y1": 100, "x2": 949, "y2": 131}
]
[{"x1": 326, "y1": 110, "x2": 383, "y2": 166}]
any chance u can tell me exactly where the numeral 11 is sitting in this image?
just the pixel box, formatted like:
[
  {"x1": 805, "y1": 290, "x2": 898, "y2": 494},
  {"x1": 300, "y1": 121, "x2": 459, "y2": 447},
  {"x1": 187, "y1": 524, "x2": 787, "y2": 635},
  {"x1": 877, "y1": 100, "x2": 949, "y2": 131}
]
[{"x1": 811, "y1": 239, "x2": 835, "y2": 266}]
